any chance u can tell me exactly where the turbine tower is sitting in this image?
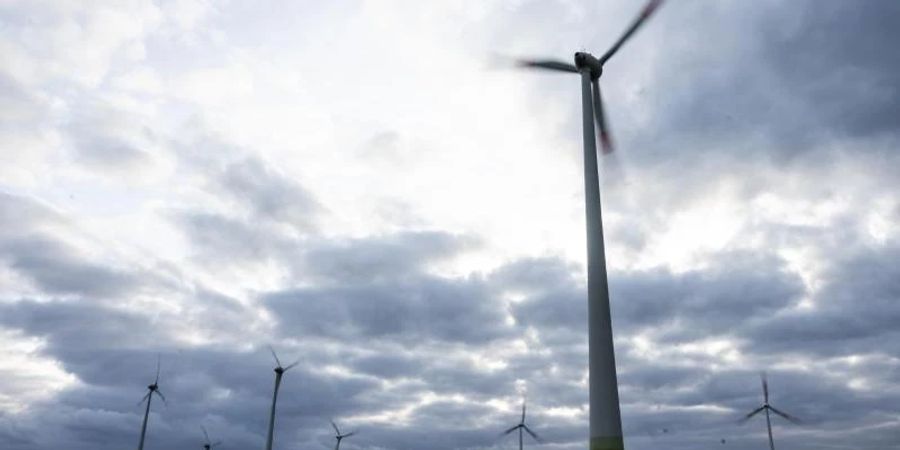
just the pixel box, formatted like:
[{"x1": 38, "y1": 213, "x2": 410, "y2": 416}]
[
  {"x1": 137, "y1": 356, "x2": 167, "y2": 450},
  {"x1": 512, "y1": 1, "x2": 665, "y2": 449},
  {"x1": 739, "y1": 372, "x2": 801, "y2": 450},
  {"x1": 331, "y1": 420, "x2": 357, "y2": 450},
  {"x1": 501, "y1": 399, "x2": 541, "y2": 450},
  {"x1": 264, "y1": 346, "x2": 300, "y2": 450},
  {"x1": 201, "y1": 426, "x2": 222, "y2": 450}
]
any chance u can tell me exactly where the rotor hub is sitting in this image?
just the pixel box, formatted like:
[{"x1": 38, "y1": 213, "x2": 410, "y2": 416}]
[{"x1": 574, "y1": 52, "x2": 602, "y2": 79}]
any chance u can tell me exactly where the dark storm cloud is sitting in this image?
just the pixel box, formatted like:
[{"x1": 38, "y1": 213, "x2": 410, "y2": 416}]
[
  {"x1": 217, "y1": 157, "x2": 321, "y2": 229},
  {"x1": 745, "y1": 242, "x2": 900, "y2": 357},
  {"x1": 176, "y1": 211, "x2": 294, "y2": 261},
  {"x1": 641, "y1": 0, "x2": 900, "y2": 160},
  {"x1": 169, "y1": 152, "x2": 322, "y2": 265},
  {"x1": 265, "y1": 232, "x2": 508, "y2": 345},
  {"x1": 511, "y1": 251, "x2": 805, "y2": 345},
  {"x1": 256, "y1": 230, "x2": 508, "y2": 347},
  {"x1": 63, "y1": 101, "x2": 156, "y2": 171},
  {"x1": 0, "y1": 236, "x2": 141, "y2": 298},
  {"x1": 0, "y1": 192, "x2": 141, "y2": 298},
  {"x1": 302, "y1": 231, "x2": 478, "y2": 283}
]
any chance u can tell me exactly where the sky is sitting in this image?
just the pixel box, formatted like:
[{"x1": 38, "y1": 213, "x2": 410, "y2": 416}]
[{"x1": 1, "y1": 0, "x2": 899, "y2": 449}]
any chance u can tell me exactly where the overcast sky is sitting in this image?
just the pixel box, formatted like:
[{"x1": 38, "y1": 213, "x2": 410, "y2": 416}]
[{"x1": 1, "y1": 1, "x2": 899, "y2": 449}]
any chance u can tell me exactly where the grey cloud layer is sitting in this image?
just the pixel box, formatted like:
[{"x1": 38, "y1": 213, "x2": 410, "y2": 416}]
[{"x1": 4, "y1": 182, "x2": 897, "y2": 449}]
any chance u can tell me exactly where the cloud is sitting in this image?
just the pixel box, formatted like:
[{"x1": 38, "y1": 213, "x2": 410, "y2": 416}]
[{"x1": 1, "y1": 1, "x2": 898, "y2": 450}]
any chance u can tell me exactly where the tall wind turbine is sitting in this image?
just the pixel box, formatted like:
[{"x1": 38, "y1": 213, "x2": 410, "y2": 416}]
[
  {"x1": 137, "y1": 356, "x2": 167, "y2": 450},
  {"x1": 201, "y1": 426, "x2": 223, "y2": 450},
  {"x1": 331, "y1": 420, "x2": 356, "y2": 450},
  {"x1": 512, "y1": 1, "x2": 665, "y2": 449},
  {"x1": 501, "y1": 399, "x2": 541, "y2": 450},
  {"x1": 739, "y1": 372, "x2": 801, "y2": 450},
  {"x1": 264, "y1": 346, "x2": 300, "y2": 450}
]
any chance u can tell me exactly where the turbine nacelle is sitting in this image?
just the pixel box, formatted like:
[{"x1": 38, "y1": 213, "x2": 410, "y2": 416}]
[{"x1": 574, "y1": 52, "x2": 602, "y2": 78}]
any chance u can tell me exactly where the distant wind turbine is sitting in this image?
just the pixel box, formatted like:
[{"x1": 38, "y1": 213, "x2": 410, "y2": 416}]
[
  {"x1": 509, "y1": 1, "x2": 666, "y2": 448},
  {"x1": 201, "y1": 426, "x2": 222, "y2": 450},
  {"x1": 137, "y1": 355, "x2": 167, "y2": 450},
  {"x1": 502, "y1": 399, "x2": 542, "y2": 450},
  {"x1": 331, "y1": 420, "x2": 356, "y2": 450},
  {"x1": 264, "y1": 346, "x2": 300, "y2": 450},
  {"x1": 738, "y1": 372, "x2": 801, "y2": 450}
]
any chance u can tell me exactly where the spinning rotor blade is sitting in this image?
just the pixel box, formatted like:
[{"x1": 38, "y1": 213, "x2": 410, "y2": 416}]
[
  {"x1": 738, "y1": 406, "x2": 765, "y2": 424},
  {"x1": 268, "y1": 346, "x2": 283, "y2": 368},
  {"x1": 155, "y1": 354, "x2": 161, "y2": 384},
  {"x1": 210, "y1": 441, "x2": 222, "y2": 448},
  {"x1": 138, "y1": 392, "x2": 151, "y2": 406},
  {"x1": 502, "y1": 425, "x2": 520, "y2": 436},
  {"x1": 599, "y1": 0, "x2": 664, "y2": 65},
  {"x1": 591, "y1": 78, "x2": 614, "y2": 154},
  {"x1": 769, "y1": 406, "x2": 802, "y2": 425},
  {"x1": 202, "y1": 426, "x2": 211, "y2": 444},
  {"x1": 516, "y1": 59, "x2": 578, "y2": 73},
  {"x1": 342, "y1": 431, "x2": 357, "y2": 438},
  {"x1": 521, "y1": 400, "x2": 527, "y2": 424},
  {"x1": 284, "y1": 360, "x2": 301, "y2": 371},
  {"x1": 154, "y1": 389, "x2": 168, "y2": 405},
  {"x1": 331, "y1": 420, "x2": 341, "y2": 435},
  {"x1": 761, "y1": 372, "x2": 769, "y2": 403},
  {"x1": 523, "y1": 425, "x2": 542, "y2": 442}
]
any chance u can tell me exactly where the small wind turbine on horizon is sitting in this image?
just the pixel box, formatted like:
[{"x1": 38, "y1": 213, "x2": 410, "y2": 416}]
[
  {"x1": 738, "y1": 372, "x2": 801, "y2": 450},
  {"x1": 136, "y1": 355, "x2": 167, "y2": 450},
  {"x1": 501, "y1": 399, "x2": 541, "y2": 450},
  {"x1": 264, "y1": 346, "x2": 300, "y2": 450},
  {"x1": 201, "y1": 426, "x2": 223, "y2": 450},
  {"x1": 331, "y1": 420, "x2": 357, "y2": 450},
  {"x1": 508, "y1": 1, "x2": 665, "y2": 449}
]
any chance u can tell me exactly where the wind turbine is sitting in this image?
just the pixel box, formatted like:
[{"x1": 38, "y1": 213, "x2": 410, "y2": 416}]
[
  {"x1": 738, "y1": 372, "x2": 801, "y2": 450},
  {"x1": 501, "y1": 399, "x2": 541, "y2": 450},
  {"x1": 331, "y1": 420, "x2": 357, "y2": 450},
  {"x1": 201, "y1": 426, "x2": 223, "y2": 450},
  {"x1": 512, "y1": 1, "x2": 665, "y2": 449},
  {"x1": 137, "y1": 356, "x2": 167, "y2": 450},
  {"x1": 264, "y1": 346, "x2": 300, "y2": 450}
]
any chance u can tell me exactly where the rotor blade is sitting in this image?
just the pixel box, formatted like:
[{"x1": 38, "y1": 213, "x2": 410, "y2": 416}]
[
  {"x1": 598, "y1": 0, "x2": 664, "y2": 65},
  {"x1": 516, "y1": 58, "x2": 578, "y2": 73},
  {"x1": 137, "y1": 392, "x2": 151, "y2": 406},
  {"x1": 211, "y1": 441, "x2": 222, "y2": 448},
  {"x1": 521, "y1": 399, "x2": 526, "y2": 424},
  {"x1": 738, "y1": 406, "x2": 765, "y2": 424},
  {"x1": 331, "y1": 420, "x2": 341, "y2": 435},
  {"x1": 769, "y1": 406, "x2": 802, "y2": 425},
  {"x1": 154, "y1": 389, "x2": 167, "y2": 406},
  {"x1": 502, "y1": 425, "x2": 520, "y2": 436},
  {"x1": 284, "y1": 359, "x2": 301, "y2": 371},
  {"x1": 268, "y1": 345, "x2": 282, "y2": 368},
  {"x1": 202, "y1": 426, "x2": 210, "y2": 444},
  {"x1": 523, "y1": 425, "x2": 542, "y2": 443},
  {"x1": 155, "y1": 354, "x2": 161, "y2": 384},
  {"x1": 761, "y1": 372, "x2": 769, "y2": 403},
  {"x1": 590, "y1": 78, "x2": 614, "y2": 154},
  {"x1": 343, "y1": 432, "x2": 357, "y2": 438}
]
